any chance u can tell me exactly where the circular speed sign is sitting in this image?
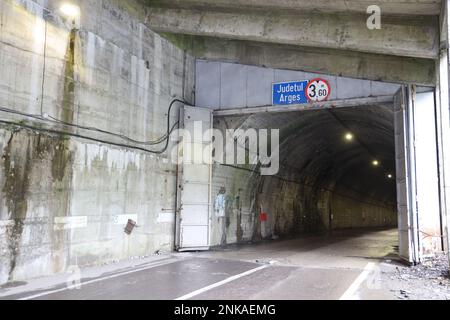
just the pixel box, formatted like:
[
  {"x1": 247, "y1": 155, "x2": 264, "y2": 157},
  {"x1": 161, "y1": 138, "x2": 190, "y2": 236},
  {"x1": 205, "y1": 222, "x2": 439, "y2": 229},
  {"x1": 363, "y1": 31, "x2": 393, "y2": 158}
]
[{"x1": 306, "y1": 78, "x2": 331, "y2": 102}]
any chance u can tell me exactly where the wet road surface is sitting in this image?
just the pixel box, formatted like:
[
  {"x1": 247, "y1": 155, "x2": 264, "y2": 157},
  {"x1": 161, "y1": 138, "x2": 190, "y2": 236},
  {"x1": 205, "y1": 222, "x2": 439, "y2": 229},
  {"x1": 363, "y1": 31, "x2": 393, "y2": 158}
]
[{"x1": 0, "y1": 228, "x2": 400, "y2": 300}]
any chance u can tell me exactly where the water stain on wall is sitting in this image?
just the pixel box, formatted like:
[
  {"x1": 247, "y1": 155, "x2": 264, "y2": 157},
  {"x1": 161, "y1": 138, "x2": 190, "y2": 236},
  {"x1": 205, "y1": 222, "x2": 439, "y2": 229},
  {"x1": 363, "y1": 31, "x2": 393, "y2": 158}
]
[
  {"x1": 1, "y1": 128, "x2": 74, "y2": 281},
  {"x1": 2, "y1": 133, "x2": 31, "y2": 281},
  {"x1": 61, "y1": 30, "x2": 77, "y2": 125}
]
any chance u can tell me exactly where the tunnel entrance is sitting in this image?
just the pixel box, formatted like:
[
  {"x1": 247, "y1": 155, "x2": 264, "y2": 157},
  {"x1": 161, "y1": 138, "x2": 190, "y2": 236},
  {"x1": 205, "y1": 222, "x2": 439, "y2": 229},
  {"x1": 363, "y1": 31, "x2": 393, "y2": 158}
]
[
  {"x1": 208, "y1": 103, "x2": 399, "y2": 254},
  {"x1": 176, "y1": 61, "x2": 445, "y2": 265},
  {"x1": 177, "y1": 90, "x2": 444, "y2": 265}
]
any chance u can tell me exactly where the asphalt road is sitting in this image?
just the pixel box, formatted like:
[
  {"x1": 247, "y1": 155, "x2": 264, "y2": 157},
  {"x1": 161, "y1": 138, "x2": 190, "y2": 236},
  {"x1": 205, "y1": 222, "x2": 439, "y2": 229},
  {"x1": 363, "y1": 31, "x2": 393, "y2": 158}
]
[{"x1": 0, "y1": 228, "x2": 399, "y2": 300}]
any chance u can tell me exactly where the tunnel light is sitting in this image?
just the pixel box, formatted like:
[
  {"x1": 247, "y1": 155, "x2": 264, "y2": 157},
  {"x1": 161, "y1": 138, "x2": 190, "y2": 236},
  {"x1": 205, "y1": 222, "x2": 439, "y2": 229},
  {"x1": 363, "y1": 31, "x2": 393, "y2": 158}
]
[
  {"x1": 344, "y1": 133, "x2": 354, "y2": 142},
  {"x1": 372, "y1": 160, "x2": 380, "y2": 167},
  {"x1": 60, "y1": 3, "x2": 80, "y2": 18},
  {"x1": 387, "y1": 174, "x2": 394, "y2": 179}
]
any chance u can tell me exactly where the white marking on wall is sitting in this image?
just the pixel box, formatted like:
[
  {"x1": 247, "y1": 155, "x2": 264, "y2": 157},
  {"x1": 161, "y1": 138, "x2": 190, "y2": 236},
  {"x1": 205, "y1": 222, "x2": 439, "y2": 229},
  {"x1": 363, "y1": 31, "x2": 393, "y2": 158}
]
[
  {"x1": 113, "y1": 214, "x2": 138, "y2": 225},
  {"x1": 131, "y1": 55, "x2": 138, "y2": 104},
  {"x1": 153, "y1": 35, "x2": 162, "y2": 96},
  {"x1": 138, "y1": 23, "x2": 144, "y2": 59},
  {"x1": 54, "y1": 216, "x2": 88, "y2": 231},
  {"x1": 81, "y1": 143, "x2": 144, "y2": 171},
  {"x1": 18, "y1": 0, "x2": 45, "y2": 114},
  {"x1": 85, "y1": 32, "x2": 97, "y2": 85},
  {"x1": 157, "y1": 212, "x2": 175, "y2": 224},
  {"x1": 111, "y1": 43, "x2": 124, "y2": 80}
]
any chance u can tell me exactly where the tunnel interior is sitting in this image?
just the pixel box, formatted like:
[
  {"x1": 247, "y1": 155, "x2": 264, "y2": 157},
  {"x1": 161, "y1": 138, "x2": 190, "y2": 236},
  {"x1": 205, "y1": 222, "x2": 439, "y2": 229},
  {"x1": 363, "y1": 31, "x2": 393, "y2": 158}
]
[{"x1": 212, "y1": 104, "x2": 398, "y2": 245}]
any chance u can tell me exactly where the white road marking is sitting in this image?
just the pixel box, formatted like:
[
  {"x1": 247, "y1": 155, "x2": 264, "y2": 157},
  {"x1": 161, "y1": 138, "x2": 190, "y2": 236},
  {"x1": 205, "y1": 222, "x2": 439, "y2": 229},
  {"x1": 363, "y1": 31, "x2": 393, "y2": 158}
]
[
  {"x1": 340, "y1": 262, "x2": 376, "y2": 300},
  {"x1": 19, "y1": 258, "x2": 180, "y2": 301},
  {"x1": 175, "y1": 265, "x2": 269, "y2": 301}
]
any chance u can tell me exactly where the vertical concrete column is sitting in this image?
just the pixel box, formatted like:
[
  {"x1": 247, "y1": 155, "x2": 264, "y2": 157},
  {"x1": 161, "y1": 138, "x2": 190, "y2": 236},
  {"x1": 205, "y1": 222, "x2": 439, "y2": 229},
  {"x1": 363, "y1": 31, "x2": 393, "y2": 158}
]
[{"x1": 438, "y1": 1, "x2": 450, "y2": 261}]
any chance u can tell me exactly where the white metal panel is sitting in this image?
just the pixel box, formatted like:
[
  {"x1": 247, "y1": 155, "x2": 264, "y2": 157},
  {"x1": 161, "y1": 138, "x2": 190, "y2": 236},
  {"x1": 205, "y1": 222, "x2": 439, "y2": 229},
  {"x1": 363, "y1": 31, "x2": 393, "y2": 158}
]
[
  {"x1": 437, "y1": 48, "x2": 450, "y2": 256},
  {"x1": 180, "y1": 226, "x2": 209, "y2": 248},
  {"x1": 180, "y1": 205, "x2": 210, "y2": 225},
  {"x1": 395, "y1": 86, "x2": 443, "y2": 263},
  {"x1": 182, "y1": 184, "x2": 210, "y2": 204},
  {"x1": 176, "y1": 106, "x2": 213, "y2": 251},
  {"x1": 184, "y1": 165, "x2": 211, "y2": 182},
  {"x1": 413, "y1": 91, "x2": 443, "y2": 255}
]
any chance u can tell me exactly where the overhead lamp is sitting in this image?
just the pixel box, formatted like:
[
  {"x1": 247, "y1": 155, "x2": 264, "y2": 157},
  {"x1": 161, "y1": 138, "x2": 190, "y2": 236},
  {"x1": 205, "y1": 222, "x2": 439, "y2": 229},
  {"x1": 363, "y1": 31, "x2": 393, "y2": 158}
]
[
  {"x1": 387, "y1": 174, "x2": 394, "y2": 179},
  {"x1": 344, "y1": 133, "x2": 354, "y2": 142},
  {"x1": 372, "y1": 160, "x2": 380, "y2": 167},
  {"x1": 60, "y1": 3, "x2": 80, "y2": 18}
]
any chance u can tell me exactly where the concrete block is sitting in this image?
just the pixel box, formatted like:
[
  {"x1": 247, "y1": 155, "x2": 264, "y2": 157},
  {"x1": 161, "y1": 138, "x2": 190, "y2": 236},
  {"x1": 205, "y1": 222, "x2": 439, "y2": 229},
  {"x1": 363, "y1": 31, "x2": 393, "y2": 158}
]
[
  {"x1": 336, "y1": 76, "x2": 371, "y2": 100},
  {"x1": 246, "y1": 65, "x2": 274, "y2": 107},
  {"x1": 274, "y1": 69, "x2": 307, "y2": 83},
  {"x1": 371, "y1": 81, "x2": 401, "y2": 96},
  {"x1": 196, "y1": 60, "x2": 221, "y2": 109},
  {"x1": 220, "y1": 62, "x2": 247, "y2": 109}
]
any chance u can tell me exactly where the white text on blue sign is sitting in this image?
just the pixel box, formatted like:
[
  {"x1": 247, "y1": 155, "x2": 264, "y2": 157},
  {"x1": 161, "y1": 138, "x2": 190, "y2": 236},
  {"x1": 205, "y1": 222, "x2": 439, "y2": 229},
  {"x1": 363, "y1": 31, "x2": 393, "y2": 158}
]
[{"x1": 272, "y1": 81, "x2": 308, "y2": 105}]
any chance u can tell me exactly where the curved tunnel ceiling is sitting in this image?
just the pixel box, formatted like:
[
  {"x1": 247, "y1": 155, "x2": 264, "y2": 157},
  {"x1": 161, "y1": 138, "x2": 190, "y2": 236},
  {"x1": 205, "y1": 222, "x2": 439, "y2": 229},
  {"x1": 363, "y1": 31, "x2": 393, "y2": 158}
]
[{"x1": 220, "y1": 104, "x2": 397, "y2": 205}]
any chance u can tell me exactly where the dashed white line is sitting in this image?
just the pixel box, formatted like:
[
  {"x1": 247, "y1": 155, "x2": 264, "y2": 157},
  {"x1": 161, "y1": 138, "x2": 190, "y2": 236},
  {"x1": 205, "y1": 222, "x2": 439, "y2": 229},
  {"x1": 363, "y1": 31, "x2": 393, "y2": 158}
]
[
  {"x1": 340, "y1": 262, "x2": 376, "y2": 300},
  {"x1": 175, "y1": 265, "x2": 269, "y2": 300}
]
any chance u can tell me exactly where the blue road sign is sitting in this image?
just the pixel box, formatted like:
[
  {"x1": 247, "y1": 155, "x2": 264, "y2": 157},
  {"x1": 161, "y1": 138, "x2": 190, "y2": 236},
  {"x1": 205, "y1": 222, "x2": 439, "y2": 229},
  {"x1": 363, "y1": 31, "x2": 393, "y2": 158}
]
[{"x1": 272, "y1": 81, "x2": 308, "y2": 105}]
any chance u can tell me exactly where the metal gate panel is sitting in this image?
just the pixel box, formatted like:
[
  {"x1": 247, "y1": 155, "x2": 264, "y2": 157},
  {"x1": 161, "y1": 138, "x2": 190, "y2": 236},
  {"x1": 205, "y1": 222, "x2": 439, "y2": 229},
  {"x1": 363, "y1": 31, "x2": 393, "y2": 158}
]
[
  {"x1": 395, "y1": 86, "x2": 443, "y2": 263},
  {"x1": 394, "y1": 86, "x2": 417, "y2": 263},
  {"x1": 176, "y1": 106, "x2": 213, "y2": 251},
  {"x1": 413, "y1": 91, "x2": 443, "y2": 255}
]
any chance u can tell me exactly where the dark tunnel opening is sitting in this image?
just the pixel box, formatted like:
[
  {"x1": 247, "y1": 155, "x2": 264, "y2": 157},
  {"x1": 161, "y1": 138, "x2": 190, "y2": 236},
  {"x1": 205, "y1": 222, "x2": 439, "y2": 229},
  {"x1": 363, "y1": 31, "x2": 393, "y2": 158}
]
[{"x1": 212, "y1": 104, "x2": 398, "y2": 245}]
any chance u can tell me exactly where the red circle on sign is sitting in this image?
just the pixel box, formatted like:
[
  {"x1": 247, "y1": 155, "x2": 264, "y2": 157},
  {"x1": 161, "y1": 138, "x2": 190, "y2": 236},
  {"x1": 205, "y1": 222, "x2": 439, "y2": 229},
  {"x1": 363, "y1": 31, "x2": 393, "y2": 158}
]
[{"x1": 306, "y1": 78, "x2": 331, "y2": 102}]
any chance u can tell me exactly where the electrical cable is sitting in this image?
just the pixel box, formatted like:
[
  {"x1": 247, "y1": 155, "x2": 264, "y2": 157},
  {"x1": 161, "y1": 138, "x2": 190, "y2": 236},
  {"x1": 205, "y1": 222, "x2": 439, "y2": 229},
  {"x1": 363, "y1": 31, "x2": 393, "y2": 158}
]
[
  {"x1": 0, "y1": 119, "x2": 178, "y2": 155},
  {"x1": 0, "y1": 99, "x2": 190, "y2": 154},
  {"x1": 1, "y1": 11, "x2": 191, "y2": 151},
  {"x1": 0, "y1": 99, "x2": 189, "y2": 144}
]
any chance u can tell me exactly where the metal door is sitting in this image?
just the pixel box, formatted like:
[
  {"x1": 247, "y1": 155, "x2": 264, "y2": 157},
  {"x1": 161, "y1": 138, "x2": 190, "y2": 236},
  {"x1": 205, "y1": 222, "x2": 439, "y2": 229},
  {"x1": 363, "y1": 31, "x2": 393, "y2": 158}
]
[
  {"x1": 394, "y1": 86, "x2": 419, "y2": 263},
  {"x1": 394, "y1": 86, "x2": 443, "y2": 263},
  {"x1": 412, "y1": 90, "x2": 443, "y2": 256},
  {"x1": 176, "y1": 106, "x2": 213, "y2": 251}
]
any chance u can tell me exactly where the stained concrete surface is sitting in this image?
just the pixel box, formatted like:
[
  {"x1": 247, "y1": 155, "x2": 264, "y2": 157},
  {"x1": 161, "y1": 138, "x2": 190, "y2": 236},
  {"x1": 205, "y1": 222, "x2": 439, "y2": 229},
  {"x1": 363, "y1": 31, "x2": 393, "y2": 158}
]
[{"x1": 0, "y1": 0, "x2": 195, "y2": 285}]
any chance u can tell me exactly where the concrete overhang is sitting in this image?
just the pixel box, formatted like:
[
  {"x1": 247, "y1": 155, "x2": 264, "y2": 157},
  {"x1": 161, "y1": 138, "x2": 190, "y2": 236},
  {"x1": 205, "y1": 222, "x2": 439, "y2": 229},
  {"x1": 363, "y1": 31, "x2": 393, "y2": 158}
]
[
  {"x1": 142, "y1": 1, "x2": 441, "y2": 85},
  {"x1": 184, "y1": 36, "x2": 436, "y2": 86},
  {"x1": 145, "y1": 0, "x2": 442, "y2": 16},
  {"x1": 144, "y1": 7, "x2": 439, "y2": 59}
]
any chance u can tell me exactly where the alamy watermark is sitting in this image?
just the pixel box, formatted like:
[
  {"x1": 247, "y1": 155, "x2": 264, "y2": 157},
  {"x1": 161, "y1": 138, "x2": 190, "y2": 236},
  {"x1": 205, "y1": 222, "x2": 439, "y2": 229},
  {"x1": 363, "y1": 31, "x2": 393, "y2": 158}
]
[
  {"x1": 367, "y1": 5, "x2": 382, "y2": 30},
  {"x1": 169, "y1": 122, "x2": 280, "y2": 176}
]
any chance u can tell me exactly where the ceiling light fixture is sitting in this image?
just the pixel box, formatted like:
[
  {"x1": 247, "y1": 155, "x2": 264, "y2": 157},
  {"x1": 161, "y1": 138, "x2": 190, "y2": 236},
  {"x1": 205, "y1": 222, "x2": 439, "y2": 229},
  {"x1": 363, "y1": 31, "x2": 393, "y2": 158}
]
[
  {"x1": 60, "y1": 3, "x2": 80, "y2": 18},
  {"x1": 345, "y1": 133, "x2": 354, "y2": 141}
]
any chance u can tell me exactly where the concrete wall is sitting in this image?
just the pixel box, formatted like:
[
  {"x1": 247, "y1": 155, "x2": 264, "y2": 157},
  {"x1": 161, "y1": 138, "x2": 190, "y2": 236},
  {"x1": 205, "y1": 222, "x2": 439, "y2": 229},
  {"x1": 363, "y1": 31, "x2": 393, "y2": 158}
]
[
  {"x1": 331, "y1": 193, "x2": 397, "y2": 230},
  {"x1": 0, "y1": 0, "x2": 195, "y2": 284},
  {"x1": 196, "y1": 60, "x2": 401, "y2": 110}
]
